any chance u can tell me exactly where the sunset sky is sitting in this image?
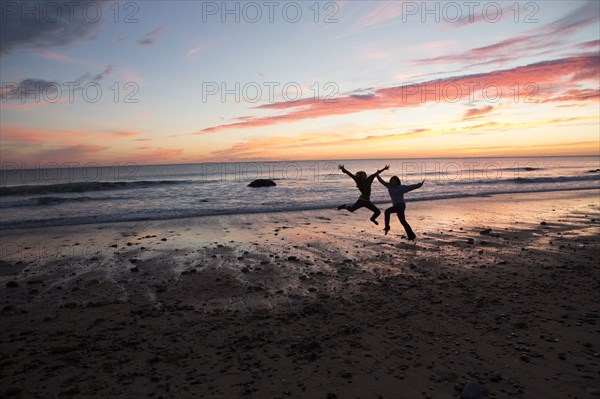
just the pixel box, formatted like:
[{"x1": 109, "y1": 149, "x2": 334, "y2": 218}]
[{"x1": 1, "y1": 0, "x2": 599, "y2": 165}]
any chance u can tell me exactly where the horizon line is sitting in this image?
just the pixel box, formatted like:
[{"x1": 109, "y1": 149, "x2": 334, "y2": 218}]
[{"x1": 1, "y1": 153, "x2": 598, "y2": 171}]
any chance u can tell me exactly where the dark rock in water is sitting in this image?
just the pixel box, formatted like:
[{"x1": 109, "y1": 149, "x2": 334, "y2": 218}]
[
  {"x1": 5, "y1": 281, "x2": 19, "y2": 288},
  {"x1": 540, "y1": 221, "x2": 547, "y2": 226},
  {"x1": 461, "y1": 381, "x2": 487, "y2": 399},
  {"x1": 586, "y1": 168, "x2": 600, "y2": 173},
  {"x1": 479, "y1": 228, "x2": 492, "y2": 235},
  {"x1": 247, "y1": 179, "x2": 276, "y2": 187}
]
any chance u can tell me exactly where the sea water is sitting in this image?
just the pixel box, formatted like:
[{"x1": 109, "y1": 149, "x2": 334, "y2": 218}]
[{"x1": 1, "y1": 156, "x2": 598, "y2": 229}]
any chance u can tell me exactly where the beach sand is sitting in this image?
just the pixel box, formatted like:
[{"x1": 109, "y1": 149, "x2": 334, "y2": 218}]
[{"x1": 1, "y1": 190, "x2": 599, "y2": 399}]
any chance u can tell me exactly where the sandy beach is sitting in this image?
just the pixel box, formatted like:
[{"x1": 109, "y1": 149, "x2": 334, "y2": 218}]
[{"x1": 1, "y1": 189, "x2": 599, "y2": 399}]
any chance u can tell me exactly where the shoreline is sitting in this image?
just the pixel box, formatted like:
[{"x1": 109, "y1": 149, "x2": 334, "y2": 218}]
[
  {"x1": 1, "y1": 189, "x2": 599, "y2": 398},
  {"x1": 1, "y1": 186, "x2": 599, "y2": 231}
]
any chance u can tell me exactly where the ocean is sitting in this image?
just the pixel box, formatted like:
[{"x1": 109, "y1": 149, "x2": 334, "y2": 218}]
[{"x1": 1, "y1": 156, "x2": 598, "y2": 229}]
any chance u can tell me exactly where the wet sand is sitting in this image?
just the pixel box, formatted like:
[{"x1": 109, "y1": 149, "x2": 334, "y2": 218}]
[{"x1": 1, "y1": 190, "x2": 599, "y2": 399}]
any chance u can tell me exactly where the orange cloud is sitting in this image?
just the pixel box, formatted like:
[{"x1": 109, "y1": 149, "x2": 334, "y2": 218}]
[
  {"x1": 1, "y1": 126, "x2": 82, "y2": 144},
  {"x1": 1, "y1": 126, "x2": 141, "y2": 144},
  {"x1": 206, "y1": 115, "x2": 598, "y2": 160},
  {"x1": 453, "y1": 141, "x2": 599, "y2": 156},
  {"x1": 131, "y1": 147, "x2": 184, "y2": 163}
]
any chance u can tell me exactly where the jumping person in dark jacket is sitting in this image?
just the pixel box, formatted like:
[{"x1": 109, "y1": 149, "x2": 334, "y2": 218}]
[
  {"x1": 377, "y1": 174, "x2": 424, "y2": 240},
  {"x1": 338, "y1": 164, "x2": 389, "y2": 225}
]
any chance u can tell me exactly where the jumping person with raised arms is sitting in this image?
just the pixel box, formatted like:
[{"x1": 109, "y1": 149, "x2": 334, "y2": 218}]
[
  {"x1": 377, "y1": 174, "x2": 424, "y2": 240},
  {"x1": 338, "y1": 164, "x2": 389, "y2": 225}
]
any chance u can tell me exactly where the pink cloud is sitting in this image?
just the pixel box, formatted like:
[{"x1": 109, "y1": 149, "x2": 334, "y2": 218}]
[
  {"x1": 463, "y1": 105, "x2": 494, "y2": 119},
  {"x1": 110, "y1": 130, "x2": 142, "y2": 138},
  {"x1": 576, "y1": 39, "x2": 600, "y2": 49},
  {"x1": 199, "y1": 54, "x2": 599, "y2": 133},
  {"x1": 541, "y1": 89, "x2": 600, "y2": 103},
  {"x1": 29, "y1": 49, "x2": 98, "y2": 67},
  {"x1": 415, "y1": 35, "x2": 548, "y2": 66},
  {"x1": 453, "y1": 4, "x2": 511, "y2": 27}
]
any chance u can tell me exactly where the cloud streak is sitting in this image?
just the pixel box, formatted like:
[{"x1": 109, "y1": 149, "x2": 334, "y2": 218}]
[
  {"x1": 1, "y1": 65, "x2": 113, "y2": 103},
  {"x1": 336, "y1": 2, "x2": 404, "y2": 38},
  {"x1": 137, "y1": 25, "x2": 167, "y2": 46},
  {"x1": 1, "y1": 126, "x2": 140, "y2": 144}
]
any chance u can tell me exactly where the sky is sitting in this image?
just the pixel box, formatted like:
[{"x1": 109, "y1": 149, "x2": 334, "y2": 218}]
[{"x1": 0, "y1": 0, "x2": 599, "y2": 165}]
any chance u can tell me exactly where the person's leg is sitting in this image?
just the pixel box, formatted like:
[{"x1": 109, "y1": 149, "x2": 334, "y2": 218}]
[
  {"x1": 364, "y1": 201, "x2": 381, "y2": 225},
  {"x1": 384, "y1": 205, "x2": 396, "y2": 235},
  {"x1": 345, "y1": 199, "x2": 366, "y2": 212},
  {"x1": 397, "y1": 203, "x2": 416, "y2": 240}
]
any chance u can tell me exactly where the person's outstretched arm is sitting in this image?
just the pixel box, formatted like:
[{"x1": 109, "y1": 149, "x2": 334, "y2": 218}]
[
  {"x1": 368, "y1": 164, "x2": 389, "y2": 182},
  {"x1": 338, "y1": 164, "x2": 355, "y2": 179},
  {"x1": 405, "y1": 179, "x2": 425, "y2": 192},
  {"x1": 377, "y1": 175, "x2": 390, "y2": 188}
]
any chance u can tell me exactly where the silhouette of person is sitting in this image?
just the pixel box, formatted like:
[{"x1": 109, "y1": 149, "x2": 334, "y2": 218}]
[
  {"x1": 377, "y1": 174, "x2": 424, "y2": 240},
  {"x1": 338, "y1": 164, "x2": 389, "y2": 225}
]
